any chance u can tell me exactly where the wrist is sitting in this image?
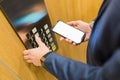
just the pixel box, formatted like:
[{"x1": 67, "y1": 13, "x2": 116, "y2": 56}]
[{"x1": 40, "y1": 51, "x2": 53, "y2": 66}]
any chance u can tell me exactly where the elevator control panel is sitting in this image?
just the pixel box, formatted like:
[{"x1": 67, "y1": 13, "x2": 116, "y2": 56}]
[{"x1": 26, "y1": 24, "x2": 58, "y2": 51}]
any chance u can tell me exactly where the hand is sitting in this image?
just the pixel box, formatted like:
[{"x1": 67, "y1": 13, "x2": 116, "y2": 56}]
[
  {"x1": 60, "y1": 20, "x2": 91, "y2": 45},
  {"x1": 23, "y1": 36, "x2": 50, "y2": 66}
]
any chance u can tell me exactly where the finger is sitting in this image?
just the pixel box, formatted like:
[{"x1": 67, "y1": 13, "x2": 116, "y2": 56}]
[
  {"x1": 72, "y1": 42, "x2": 77, "y2": 46},
  {"x1": 23, "y1": 50, "x2": 29, "y2": 55},
  {"x1": 65, "y1": 39, "x2": 73, "y2": 43},
  {"x1": 26, "y1": 60, "x2": 32, "y2": 63},
  {"x1": 24, "y1": 55, "x2": 31, "y2": 60},
  {"x1": 67, "y1": 39, "x2": 73, "y2": 43},
  {"x1": 67, "y1": 21, "x2": 74, "y2": 25},
  {"x1": 67, "y1": 21, "x2": 77, "y2": 26},
  {"x1": 35, "y1": 35, "x2": 43, "y2": 46},
  {"x1": 60, "y1": 37, "x2": 65, "y2": 41}
]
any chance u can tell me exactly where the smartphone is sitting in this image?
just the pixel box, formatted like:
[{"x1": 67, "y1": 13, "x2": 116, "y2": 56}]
[{"x1": 52, "y1": 21, "x2": 85, "y2": 44}]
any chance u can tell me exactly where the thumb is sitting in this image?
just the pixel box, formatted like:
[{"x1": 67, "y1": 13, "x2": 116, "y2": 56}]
[{"x1": 35, "y1": 35, "x2": 43, "y2": 46}]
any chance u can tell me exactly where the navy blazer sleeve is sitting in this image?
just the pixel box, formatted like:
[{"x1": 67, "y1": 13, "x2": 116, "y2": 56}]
[{"x1": 44, "y1": 49, "x2": 120, "y2": 80}]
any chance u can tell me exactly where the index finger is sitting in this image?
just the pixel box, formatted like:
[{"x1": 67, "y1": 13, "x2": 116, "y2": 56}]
[
  {"x1": 35, "y1": 35, "x2": 43, "y2": 46},
  {"x1": 67, "y1": 21, "x2": 77, "y2": 26}
]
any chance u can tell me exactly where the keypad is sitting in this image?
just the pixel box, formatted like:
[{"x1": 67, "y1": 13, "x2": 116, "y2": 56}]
[{"x1": 26, "y1": 24, "x2": 58, "y2": 51}]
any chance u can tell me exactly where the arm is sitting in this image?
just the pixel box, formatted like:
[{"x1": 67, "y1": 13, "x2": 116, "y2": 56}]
[
  {"x1": 23, "y1": 36, "x2": 120, "y2": 80},
  {"x1": 44, "y1": 50, "x2": 120, "y2": 80},
  {"x1": 44, "y1": 53, "x2": 100, "y2": 80}
]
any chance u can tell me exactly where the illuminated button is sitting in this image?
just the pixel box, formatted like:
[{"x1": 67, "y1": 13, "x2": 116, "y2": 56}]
[
  {"x1": 51, "y1": 42, "x2": 55, "y2": 46},
  {"x1": 52, "y1": 45, "x2": 56, "y2": 51},
  {"x1": 35, "y1": 33, "x2": 39, "y2": 37},
  {"x1": 40, "y1": 28, "x2": 43, "y2": 32},
  {"x1": 42, "y1": 33, "x2": 45, "y2": 37},
  {"x1": 46, "y1": 29, "x2": 50, "y2": 34},
  {"x1": 48, "y1": 34, "x2": 51, "y2": 38},
  {"x1": 32, "y1": 27, "x2": 37, "y2": 33},
  {"x1": 49, "y1": 38, "x2": 53, "y2": 42},
  {"x1": 44, "y1": 24, "x2": 49, "y2": 30}
]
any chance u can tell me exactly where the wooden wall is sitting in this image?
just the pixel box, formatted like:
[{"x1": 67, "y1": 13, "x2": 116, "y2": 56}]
[{"x1": 0, "y1": 0, "x2": 102, "y2": 80}]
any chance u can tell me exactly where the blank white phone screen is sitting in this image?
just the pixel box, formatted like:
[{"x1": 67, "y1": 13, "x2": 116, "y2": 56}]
[{"x1": 52, "y1": 21, "x2": 85, "y2": 44}]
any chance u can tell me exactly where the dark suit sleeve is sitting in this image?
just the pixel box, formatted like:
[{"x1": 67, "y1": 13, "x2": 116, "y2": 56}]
[{"x1": 44, "y1": 49, "x2": 120, "y2": 80}]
